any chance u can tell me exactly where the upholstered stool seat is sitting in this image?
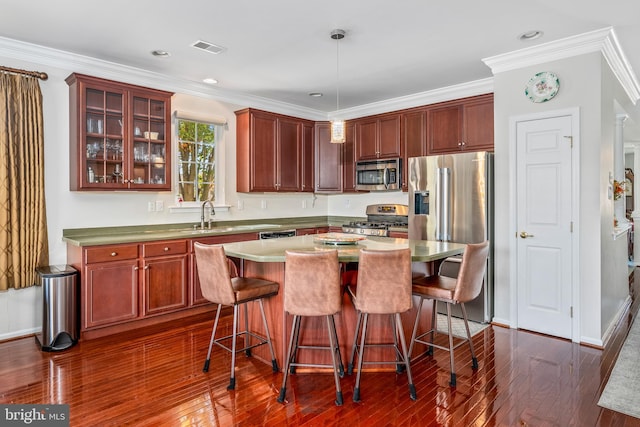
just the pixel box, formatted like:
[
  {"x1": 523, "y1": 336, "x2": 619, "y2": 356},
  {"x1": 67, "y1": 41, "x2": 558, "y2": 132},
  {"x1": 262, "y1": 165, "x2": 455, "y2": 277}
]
[
  {"x1": 194, "y1": 242, "x2": 279, "y2": 390},
  {"x1": 277, "y1": 249, "x2": 344, "y2": 406},
  {"x1": 409, "y1": 240, "x2": 490, "y2": 387},
  {"x1": 347, "y1": 248, "x2": 416, "y2": 402}
]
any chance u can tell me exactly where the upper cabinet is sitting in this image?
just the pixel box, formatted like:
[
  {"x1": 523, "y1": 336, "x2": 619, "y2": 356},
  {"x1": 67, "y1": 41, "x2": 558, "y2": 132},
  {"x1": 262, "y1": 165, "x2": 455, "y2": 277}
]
[
  {"x1": 342, "y1": 122, "x2": 358, "y2": 192},
  {"x1": 301, "y1": 122, "x2": 315, "y2": 192},
  {"x1": 427, "y1": 94, "x2": 494, "y2": 155},
  {"x1": 66, "y1": 73, "x2": 172, "y2": 191},
  {"x1": 401, "y1": 109, "x2": 428, "y2": 191},
  {"x1": 236, "y1": 108, "x2": 312, "y2": 192},
  {"x1": 354, "y1": 113, "x2": 401, "y2": 161},
  {"x1": 315, "y1": 122, "x2": 342, "y2": 192}
]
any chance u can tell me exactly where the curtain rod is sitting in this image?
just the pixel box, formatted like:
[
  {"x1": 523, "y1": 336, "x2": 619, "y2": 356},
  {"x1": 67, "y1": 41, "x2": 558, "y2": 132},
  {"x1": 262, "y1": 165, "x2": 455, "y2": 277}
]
[{"x1": 0, "y1": 65, "x2": 48, "y2": 80}]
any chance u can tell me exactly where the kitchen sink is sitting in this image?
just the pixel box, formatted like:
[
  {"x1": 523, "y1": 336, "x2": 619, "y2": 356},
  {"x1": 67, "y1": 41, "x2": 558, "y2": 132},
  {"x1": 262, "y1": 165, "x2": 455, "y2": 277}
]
[{"x1": 177, "y1": 224, "x2": 281, "y2": 234}]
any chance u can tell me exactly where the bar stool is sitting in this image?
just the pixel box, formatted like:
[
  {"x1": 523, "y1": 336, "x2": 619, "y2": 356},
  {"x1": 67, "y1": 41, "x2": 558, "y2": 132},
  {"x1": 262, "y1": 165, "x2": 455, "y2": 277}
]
[
  {"x1": 194, "y1": 242, "x2": 279, "y2": 390},
  {"x1": 409, "y1": 241, "x2": 490, "y2": 387},
  {"x1": 277, "y1": 249, "x2": 344, "y2": 406},
  {"x1": 348, "y1": 248, "x2": 416, "y2": 402}
]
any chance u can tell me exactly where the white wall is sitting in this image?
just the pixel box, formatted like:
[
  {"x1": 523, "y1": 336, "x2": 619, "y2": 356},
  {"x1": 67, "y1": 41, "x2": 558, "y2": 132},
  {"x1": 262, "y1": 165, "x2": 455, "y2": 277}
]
[{"x1": 492, "y1": 52, "x2": 632, "y2": 344}]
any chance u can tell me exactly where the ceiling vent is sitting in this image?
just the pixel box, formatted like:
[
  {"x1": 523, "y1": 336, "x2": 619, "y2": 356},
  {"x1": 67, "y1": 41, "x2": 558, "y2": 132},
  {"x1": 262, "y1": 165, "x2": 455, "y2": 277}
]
[{"x1": 191, "y1": 40, "x2": 226, "y2": 54}]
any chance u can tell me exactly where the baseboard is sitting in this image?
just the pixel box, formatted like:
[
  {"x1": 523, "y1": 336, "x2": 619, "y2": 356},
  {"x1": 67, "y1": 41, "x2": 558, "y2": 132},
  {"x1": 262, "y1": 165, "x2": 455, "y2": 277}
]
[
  {"x1": 0, "y1": 327, "x2": 40, "y2": 343},
  {"x1": 598, "y1": 295, "x2": 632, "y2": 349}
]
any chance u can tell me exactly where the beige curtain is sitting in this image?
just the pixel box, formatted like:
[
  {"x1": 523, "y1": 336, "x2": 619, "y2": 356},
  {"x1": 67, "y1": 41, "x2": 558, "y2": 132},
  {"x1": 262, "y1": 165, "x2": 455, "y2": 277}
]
[{"x1": 0, "y1": 72, "x2": 48, "y2": 290}]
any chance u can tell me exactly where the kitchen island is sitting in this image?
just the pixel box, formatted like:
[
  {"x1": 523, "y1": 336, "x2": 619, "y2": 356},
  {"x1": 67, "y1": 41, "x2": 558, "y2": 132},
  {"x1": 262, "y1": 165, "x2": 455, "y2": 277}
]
[{"x1": 221, "y1": 233, "x2": 465, "y2": 371}]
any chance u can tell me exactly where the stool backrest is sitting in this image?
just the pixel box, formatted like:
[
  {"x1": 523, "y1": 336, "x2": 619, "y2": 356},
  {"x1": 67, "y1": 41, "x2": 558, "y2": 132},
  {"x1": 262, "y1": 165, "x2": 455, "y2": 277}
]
[
  {"x1": 453, "y1": 241, "x2": 490, "y2": 304},
  {"x1": 194, "y1": 242, "x2": 236, "y2": 306},
  {"x1": 284, "y1": 250, "x2": 341, "y2": 316},
  {"x1": 355, "y1": 248, "x2": 412, "y2": 314}
]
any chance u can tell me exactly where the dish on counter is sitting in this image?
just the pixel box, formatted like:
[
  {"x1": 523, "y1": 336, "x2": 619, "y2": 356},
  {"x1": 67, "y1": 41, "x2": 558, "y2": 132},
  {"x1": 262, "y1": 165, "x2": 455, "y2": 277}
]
[{"x1": 313, "y1": 233, "x2": 366, "y2": 245}]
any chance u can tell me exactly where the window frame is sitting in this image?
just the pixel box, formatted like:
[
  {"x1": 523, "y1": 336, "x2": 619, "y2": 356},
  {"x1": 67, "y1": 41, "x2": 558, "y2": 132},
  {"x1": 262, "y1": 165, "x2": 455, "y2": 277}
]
[{"x1": 174, "y1": 116, "x2": 226, "y2": 208}]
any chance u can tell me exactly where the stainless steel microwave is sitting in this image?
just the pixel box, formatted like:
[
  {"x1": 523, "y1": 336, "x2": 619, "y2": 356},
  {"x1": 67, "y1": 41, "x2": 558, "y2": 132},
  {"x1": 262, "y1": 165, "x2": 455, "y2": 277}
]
[{"x1": 355, "y1": 158, "x2": 401, "y2": 191}]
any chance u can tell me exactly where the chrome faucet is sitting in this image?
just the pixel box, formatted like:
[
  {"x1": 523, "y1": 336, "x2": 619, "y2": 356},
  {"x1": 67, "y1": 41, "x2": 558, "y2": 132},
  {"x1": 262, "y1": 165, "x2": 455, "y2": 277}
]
[{"x1": 201, "y1": 200, "x2": 215, "y2": 229}]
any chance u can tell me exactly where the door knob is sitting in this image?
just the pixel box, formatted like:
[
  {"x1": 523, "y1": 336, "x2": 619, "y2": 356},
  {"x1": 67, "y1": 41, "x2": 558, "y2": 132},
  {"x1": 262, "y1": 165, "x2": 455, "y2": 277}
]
[{"x1": 519, "y1": 231, "x2": 534, "y2": 239}]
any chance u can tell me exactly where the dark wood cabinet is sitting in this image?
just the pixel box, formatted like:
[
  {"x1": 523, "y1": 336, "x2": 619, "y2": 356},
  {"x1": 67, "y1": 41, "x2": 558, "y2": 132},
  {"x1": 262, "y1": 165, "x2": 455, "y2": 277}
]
[
  {"x1": 355, "y1": 113, "x2": 401, "y2": 161},
  {"x1": 67, "y1": 233, "x2": 263, "y2": 338},
  {"x1": 66, "y1": 73, "x2": 172, "y2": 191},
  {"x1": 301, "y1": 122, "x2": 315, "y2": 192},
  {"x1": 236, "y1": 108, "x2": 311, "y2": 192},
  {"x1": 79, "y1": 244, "x2": 139, "y2": 329},
  {"x1": 315, "y1": 122, "x2": 342, "y2": 192},
  {"x1": 427, "y1": 94, "x2": 493, "y2": 154},
  {"x1": 401, "y1": 110, "x2": 428, "y2": 190},
  {"x1": 141, "y1": 240, "x2": 189, "y2": 316},
  {"x1": 343, "y1": 122, "x2": 357, "y2": 192}
]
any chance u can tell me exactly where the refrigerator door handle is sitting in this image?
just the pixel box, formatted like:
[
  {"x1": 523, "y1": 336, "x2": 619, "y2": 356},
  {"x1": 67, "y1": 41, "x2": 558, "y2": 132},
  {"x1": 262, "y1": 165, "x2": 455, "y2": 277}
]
[{"x1": 437, "y1": 167, "x2": 451, "y2": 241}]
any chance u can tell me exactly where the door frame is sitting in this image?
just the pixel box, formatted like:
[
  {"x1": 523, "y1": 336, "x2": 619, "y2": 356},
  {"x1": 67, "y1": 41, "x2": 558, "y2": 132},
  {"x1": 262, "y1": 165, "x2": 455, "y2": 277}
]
[{"x1": 508, "y1": 107, "x2": 581, "y2": 342}]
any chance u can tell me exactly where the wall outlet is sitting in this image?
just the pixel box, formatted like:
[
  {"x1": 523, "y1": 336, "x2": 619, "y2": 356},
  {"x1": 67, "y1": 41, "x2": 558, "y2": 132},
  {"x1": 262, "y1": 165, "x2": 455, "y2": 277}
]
[
  {"x1": 302, "y1": 200, "x2": 307, "y2": 209},
  {"x1": 155, "y1": 200, "x2": 164, "y2": 211},
  {"x1": 345, "y1": 199, "x2": 351, "y2": 208},
  {"x1": 237, "y1": 200, "x2": 244, "y2": 210},
  {"x1": 261, "y1": 200, "x2": 267, "y2": 209},
  {"x1": 147, "y1": 201, "x2": 155, "y2": 212}
]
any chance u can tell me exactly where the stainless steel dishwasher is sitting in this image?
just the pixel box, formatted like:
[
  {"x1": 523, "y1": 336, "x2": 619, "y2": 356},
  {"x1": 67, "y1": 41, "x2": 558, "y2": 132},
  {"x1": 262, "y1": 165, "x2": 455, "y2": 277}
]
[{"x1": 258, "y1": 230, "x2": 296, "y2": 239}]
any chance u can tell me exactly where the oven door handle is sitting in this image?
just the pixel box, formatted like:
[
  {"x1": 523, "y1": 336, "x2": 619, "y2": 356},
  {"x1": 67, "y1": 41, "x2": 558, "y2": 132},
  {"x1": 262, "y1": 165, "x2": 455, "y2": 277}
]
[{"x1": 383, "y1": 166, "x2": 389, "y2": 189}]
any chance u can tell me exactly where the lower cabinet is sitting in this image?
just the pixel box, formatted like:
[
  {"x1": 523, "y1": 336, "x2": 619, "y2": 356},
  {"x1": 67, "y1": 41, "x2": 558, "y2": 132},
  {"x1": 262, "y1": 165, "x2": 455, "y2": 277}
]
[
  {"x1": 67, "y1": 233, "x2": 259, "y2": 338},
  {"x1": 142, "y1": 240, "x2": 188, "y2": 316},
  {"x1": 84, "y1": 258, "x2": 139, "y2": 329}
]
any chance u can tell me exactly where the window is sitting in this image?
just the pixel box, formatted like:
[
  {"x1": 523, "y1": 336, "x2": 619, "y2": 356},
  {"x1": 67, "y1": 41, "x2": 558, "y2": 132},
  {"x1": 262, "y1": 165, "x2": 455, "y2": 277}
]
[{"x1": 177, "y1": 119, "x2": 217, "y2": 202}]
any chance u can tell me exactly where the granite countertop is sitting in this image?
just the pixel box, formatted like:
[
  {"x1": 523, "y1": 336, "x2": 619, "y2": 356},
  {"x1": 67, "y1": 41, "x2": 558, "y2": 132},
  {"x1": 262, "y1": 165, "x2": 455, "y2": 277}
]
[
  {"x1": 62, "y1": 216, "x2": 365, "y2": 246},
  {"x1": 222, "y1": 233, "x2": 465, "y2": 263}
]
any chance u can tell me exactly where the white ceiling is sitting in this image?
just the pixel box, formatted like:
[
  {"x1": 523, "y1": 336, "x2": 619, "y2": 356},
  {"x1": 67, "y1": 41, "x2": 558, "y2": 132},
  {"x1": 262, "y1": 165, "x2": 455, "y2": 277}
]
[{"x1": 2, "y1": 0, "x2": 640, "y2": 133}]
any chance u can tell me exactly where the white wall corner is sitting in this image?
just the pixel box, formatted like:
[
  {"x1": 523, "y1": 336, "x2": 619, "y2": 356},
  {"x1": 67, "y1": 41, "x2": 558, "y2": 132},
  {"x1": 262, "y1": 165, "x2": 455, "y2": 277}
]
[{"x1": 482, "y1": 27, "x2": 640, "y2": 105}]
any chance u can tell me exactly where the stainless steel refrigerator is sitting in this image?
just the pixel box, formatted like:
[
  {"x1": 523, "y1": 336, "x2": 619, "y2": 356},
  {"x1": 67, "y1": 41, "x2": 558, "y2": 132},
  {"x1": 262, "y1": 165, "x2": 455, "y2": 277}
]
[{"x1": 408, "y1": 151, "x2": 494, "y2": 323}]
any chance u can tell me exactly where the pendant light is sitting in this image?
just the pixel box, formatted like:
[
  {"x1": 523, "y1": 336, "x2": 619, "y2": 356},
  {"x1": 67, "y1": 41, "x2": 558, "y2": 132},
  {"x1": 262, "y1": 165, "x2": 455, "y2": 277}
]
[{"x1": 330, "y1": 29, "x2": 346, "y2": 143}]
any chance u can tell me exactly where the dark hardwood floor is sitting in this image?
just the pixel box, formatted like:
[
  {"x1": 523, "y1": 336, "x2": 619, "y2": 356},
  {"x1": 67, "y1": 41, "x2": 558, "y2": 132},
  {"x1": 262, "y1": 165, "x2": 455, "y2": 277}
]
[{"x1": 2, "y1": 272, "x2": 640, "y2": 426}]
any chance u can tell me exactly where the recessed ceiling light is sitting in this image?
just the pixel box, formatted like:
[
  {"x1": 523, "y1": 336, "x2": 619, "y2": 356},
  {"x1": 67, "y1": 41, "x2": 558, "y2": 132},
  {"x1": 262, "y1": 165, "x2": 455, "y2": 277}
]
[
  {"x1": 151, "y1": 50, "x2": 171, "y2": 57},
  {"x1": 309, "y1": 92, "x2": 323, "y2": 97},
  {"x1": 518, "y1": 30, "x2": 543, "y2": 41},
  {"x1": 203, "y1": 78, "x2": 218, "y2": 85}
]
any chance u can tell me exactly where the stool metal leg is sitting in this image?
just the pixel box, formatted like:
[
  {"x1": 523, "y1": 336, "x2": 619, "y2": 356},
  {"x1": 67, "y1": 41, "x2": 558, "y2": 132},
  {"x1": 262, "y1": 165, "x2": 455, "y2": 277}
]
[
  {"x1": 445, "y1": 303, "x2": 456, "y2": 387},
  {"x1": 460, "y1": 303, "x2": 479, "y2": 370},
  {"x1": 353, "y1": 312, "x2": 369, "y2": 402},
  {"x1": 228, "y1": 304, "x2": 240, "y2": 390},
  {"x1": 244, "y1": 302, "x2": 251, "y2": 357},
  {"x1": 277, "y1": 315, "x2": 300, "y2": 403},
  {"x1": 326, "y1": 315, "x2": 343, "y2": 406},
  {"x1": 329, "y1": 315, "x2": 345, "y2": 377},
  {"x1": 395, "y1": 313, "x2": 417, "y2": 401},
  {"x1": 348, "y1": 311, "x2": 363, "y2": 375},
  {"x1": 408, "y1": 296, "x2": 424, "y2": 358},
  {"x1": 203, "y1": 303, "x2": 222, "y2": 373},
  {"x1": 258, "y1": 299, "x2": 279, "y2": 372}
]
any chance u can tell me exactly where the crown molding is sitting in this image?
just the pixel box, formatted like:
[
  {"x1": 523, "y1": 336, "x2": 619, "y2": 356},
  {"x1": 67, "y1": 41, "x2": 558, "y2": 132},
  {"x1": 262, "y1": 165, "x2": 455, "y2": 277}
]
[
  {"x1": 0, "y1": 36, "x2": 328, "y2": 120},
  {"x1": 482, "y1": 27, "x2": 640, "y2": 105},
  {"x1": 332, "y1": 78, "x2": 494, "y2": 120}
]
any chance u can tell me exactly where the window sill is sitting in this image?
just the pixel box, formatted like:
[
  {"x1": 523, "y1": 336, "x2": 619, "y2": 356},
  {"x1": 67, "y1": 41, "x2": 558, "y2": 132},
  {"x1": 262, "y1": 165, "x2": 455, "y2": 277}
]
[{"x1": 168, "y1": 204, "x2": 230, "y2": 214}]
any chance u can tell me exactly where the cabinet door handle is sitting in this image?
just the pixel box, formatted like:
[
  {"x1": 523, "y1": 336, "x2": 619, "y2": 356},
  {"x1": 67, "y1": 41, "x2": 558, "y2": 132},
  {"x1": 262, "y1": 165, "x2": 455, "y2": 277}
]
[
  {"x1": 144, "y1": 265, "x2": 150, "y2": 270},
  {"x1": 163, "y1": 247, "x2": 170, "y2": 252},
  {"x1": 111, "y1": 252, "x2": 117, "y2": 257},
  {"x1": 134, "y1": 266, "x2": 139, "y2": 271}
]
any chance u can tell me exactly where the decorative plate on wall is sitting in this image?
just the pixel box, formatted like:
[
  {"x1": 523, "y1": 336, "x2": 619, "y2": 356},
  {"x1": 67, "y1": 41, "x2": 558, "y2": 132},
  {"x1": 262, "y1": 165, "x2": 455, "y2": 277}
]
[{"x1": 525, "y1": 71, "x2": 560, "y2": 103}]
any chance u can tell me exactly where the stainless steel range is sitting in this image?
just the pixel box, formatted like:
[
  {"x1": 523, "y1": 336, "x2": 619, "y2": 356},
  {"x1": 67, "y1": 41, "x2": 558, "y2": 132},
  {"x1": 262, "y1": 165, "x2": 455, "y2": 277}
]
[{"x1": 342, "y1": 204, "x2": 409, "y2": 236}]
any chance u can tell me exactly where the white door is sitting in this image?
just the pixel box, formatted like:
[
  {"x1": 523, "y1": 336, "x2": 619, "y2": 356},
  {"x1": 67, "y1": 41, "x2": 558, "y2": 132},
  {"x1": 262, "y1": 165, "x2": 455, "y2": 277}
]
[{"x1": 516, "y1": 115, "x2": 573, "y2": 339}]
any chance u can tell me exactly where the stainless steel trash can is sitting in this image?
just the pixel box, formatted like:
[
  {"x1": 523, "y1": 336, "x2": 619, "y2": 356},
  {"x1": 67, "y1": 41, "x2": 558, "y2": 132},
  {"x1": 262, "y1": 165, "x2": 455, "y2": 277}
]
[{"x1": 35, "y1": 265, "x2": 78, "y2": 351}]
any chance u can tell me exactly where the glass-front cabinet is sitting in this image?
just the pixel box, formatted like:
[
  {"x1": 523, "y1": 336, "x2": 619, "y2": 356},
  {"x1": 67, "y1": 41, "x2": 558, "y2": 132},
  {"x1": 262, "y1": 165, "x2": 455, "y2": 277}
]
[{"x1": 66, "y1": 73, "x2": 172, "y2": 191}]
